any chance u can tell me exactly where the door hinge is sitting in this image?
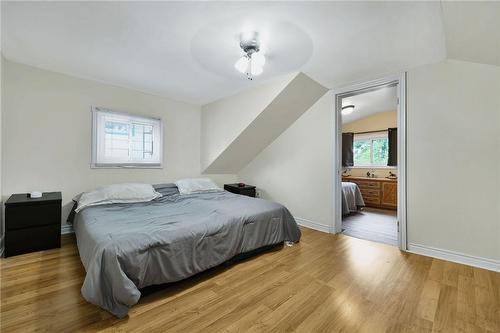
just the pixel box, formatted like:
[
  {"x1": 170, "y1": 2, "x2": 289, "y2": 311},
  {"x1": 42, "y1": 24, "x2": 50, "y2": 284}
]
[{"x1": 397, "y1": 220, "x2": 400, "y2": 232}]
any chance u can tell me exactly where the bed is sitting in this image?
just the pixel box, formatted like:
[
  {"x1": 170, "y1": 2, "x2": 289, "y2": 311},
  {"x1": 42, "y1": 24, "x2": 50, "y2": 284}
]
[
  {"x1": 72, "y1": 183, "x2": 301, "y2": 318},
  {"x1": 342, "y1": 181, "x2": 365, "y2": 215}
]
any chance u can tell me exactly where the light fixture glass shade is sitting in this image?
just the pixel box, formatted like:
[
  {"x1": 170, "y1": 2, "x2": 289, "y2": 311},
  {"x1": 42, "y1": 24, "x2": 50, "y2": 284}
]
[
  {"x1": 252, "y1": 52, "x2": 266, "y2": 68},
  {"x1": 341, "y1": 105, "x2": 355, "y2": 115},
  {"x1": 235, "y1": 56, "x2": 248, "y2": 73},
  {"x1": 251, "y1": 65, "x2": 263, "y2": 76}
]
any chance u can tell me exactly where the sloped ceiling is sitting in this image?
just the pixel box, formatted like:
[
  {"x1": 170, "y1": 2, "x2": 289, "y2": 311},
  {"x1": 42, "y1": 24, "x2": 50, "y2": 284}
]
[
  {"x1": 2, "y1": 1, "x2": 446, "y2": 105},
  {"x1": 204, "y1": 73, "x2": 328, "y2": 174},
  {"x1": 441, "y1": 1, "x2": 500, "y2": 66},
  {"x1": 342, "y1": 86, "x2": 398, "y2": 125},
  {"x1": 201, "y1": 73, "x2": 297, "y2": 171}
]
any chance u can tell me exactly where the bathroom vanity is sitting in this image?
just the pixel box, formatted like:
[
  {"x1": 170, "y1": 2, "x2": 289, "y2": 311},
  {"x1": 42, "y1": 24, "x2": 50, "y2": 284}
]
[{"x1": 342, "y1": 176, "x2": 397, "y2": 210}]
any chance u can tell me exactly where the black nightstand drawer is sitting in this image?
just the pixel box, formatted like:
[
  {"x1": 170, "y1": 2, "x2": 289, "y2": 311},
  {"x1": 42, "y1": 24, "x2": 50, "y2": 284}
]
[
  {"x1": 6, "y1": 203, "x2": 61, "y2": 230},
  {"x1": 224, "y1": 184, "x2": 256, "y2": 198},
  {"x1": 237, "y1": 188, "x2": 256, "y2": 197},
  {"x1": 5, "y1": 224, "x2": 61, "y2": 257}
]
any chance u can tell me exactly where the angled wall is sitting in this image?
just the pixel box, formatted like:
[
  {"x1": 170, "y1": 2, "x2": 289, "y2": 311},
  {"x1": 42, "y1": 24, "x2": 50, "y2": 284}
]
[
  {"x1": 202, "y1": 73, "x2": 328, "y2": 174},
  {"x1": 201, "y1": 74, "x2": 296, "y2": 172},
  {"x1": 238, "y1": 91, "x2": 334, "y2": 228}
]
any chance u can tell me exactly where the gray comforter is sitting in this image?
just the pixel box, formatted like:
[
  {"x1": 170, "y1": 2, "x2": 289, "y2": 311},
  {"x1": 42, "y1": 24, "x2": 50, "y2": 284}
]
[
  {"x1": 73, "y1": 187, "x2": 301, "y2": 318},
  {"x1": 342, "y1": 182, "x2": 365, "y2": 215}
]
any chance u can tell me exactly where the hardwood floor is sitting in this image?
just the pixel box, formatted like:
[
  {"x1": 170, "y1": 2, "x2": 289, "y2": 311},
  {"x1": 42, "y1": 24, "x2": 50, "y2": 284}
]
[
  {"x1": 1, "y1": 227, "x2": 499, "y2": 332},
  {"x1": 342, "y1": 207, "x2": 398, "y2": 246}
]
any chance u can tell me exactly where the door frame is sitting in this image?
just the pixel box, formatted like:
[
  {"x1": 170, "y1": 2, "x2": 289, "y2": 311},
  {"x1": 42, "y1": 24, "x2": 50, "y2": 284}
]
[{"x1": 331, "y1": 73, "x2": 407, "y2": 250}]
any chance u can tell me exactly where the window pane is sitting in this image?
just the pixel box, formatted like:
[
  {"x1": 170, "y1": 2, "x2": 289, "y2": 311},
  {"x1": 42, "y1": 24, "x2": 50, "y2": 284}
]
[
  {"x1": 131, "y1": 123, "x2": 154, "y2": 160},
  {"x1": 105, "y1": 121, "x2": 129, "y2": 135},
  {"x1": 93, "y1": 108, "x2": 162, "y2": 167},
  {"x1": 104, "y1": 121, "x2": 130, "y2": 159},
  {"x1": 354, "y1": 140, "x2": 371, "y2": 165},
  {"x1": 372, "y1": 138, "x2": 388, "y2": 165}
]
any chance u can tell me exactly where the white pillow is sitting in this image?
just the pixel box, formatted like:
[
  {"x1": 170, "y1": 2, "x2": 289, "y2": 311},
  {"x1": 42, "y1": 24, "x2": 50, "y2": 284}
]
[
  {"x1": 175, "y1": 178, "x2": 222, "y2": 195},
  {"x1": 76, "y1": 183, "x2": 162, "y2": 212}
]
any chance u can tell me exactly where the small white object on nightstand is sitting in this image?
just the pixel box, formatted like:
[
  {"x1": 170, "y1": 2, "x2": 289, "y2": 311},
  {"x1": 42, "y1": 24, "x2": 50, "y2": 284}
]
[{"x1": 30, "y1": 191, "x2": 42, "y2": 198}]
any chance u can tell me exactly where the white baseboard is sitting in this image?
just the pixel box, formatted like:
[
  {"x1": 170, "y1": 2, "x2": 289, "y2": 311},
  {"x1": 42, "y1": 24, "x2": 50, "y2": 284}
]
[
  {"x1": 61, "y1": 224, "x2": 74, "y2": 235},
  {"x1": 408, "y1": 243, "x2": 500, "y2": 272},
  {"x1": 294, "y1": 217, "x2": 331, "y2": 234}
]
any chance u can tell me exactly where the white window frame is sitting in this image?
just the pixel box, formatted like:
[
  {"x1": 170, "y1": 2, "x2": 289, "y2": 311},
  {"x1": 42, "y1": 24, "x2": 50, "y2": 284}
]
[
  {"x1": 91, "y1": 107, "x2": 163, "y2": 168},
  {"x1": 353, "y1": 131, "x2": 389, "y2": 168}
]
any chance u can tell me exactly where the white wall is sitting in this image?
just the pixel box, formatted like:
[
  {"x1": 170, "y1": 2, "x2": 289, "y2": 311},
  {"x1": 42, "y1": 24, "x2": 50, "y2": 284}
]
[
  {"x1": 201, "y1": 74, "x2": 294, "y2": 171},
  {"x1": 239, "y1": 92, "x2": 334, "y2": 227},
  {"x1": 2, "y1": 60, "x2": 234, "y2": 227},
  {"x1": 238, "y1": 60, "x2": 499, "y2": 262},
  {"x1": 407, "y1": 60, "x2": 499, "y2": 260}
]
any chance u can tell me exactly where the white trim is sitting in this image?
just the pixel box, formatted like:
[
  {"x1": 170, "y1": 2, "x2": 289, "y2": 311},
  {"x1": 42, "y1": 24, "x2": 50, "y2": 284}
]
[
  {"x1": 332, "y1": 72, "x2": 407, "y2": 251},
  {"x1": 397, "y1": 72, "x2": 408, "y2": 251},
  {"x1": 294, "y1": 217, "x2": 331, "y2": 234},
  {"x1": 332, "y1": 91, "x2": 342, "y2": 234},
  {"x1": 61, "y1": 224, "x2": 74, "y2": 235},
  {"x1": 408, "y1": 243, "x2": 500, "y2": 272}
]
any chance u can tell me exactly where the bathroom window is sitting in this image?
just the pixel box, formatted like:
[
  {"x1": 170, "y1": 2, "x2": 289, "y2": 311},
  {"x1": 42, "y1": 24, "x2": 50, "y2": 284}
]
[
  {"x1": 91, "y1": 107, "x2": 162, "y2": 168},
  {"x1": 353, "y1": 131, "x2": 388, "y2": 167}
]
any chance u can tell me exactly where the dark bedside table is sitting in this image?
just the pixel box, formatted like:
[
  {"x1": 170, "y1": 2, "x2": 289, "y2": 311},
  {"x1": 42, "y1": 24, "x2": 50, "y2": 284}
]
[
  {"x1": 4, "y1": 192, "x2": 62, "y2": 257},
  {"x1": 224, "y1": 184, "x2": 256, "y2": 198}
]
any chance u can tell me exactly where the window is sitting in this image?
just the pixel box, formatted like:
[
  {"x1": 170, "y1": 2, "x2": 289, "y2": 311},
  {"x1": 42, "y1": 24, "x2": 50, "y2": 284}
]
[
  {"x1": 91, "y1": 107, "x2": 162, "y2": 168},
  {"x1": 353, "y1": 131, "x2": 388, "y2": 167}
]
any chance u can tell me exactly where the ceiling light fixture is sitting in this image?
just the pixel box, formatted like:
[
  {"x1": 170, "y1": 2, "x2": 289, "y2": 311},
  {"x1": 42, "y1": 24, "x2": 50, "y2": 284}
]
[
  {"x1": 341, "y1": 104, "x2": 355, "y2": 115},
  {"x1": 235, "y1": 31, "x2": 265, "y2": 80}
]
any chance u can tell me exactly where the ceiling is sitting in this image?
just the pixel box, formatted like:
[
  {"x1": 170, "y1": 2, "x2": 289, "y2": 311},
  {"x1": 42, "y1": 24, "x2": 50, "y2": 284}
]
[
  {"x1": 441, "y1": 1, "x2": 500, "y2": 67},
  {"x1": 341, "y1": 86, "x2": 397, "y2": 124},
  {"x1": 1, "y1": 2, "x2": 497, "y2": 105}
]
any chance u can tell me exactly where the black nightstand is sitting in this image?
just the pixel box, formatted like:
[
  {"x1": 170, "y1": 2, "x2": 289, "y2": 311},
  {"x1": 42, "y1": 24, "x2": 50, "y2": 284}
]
[
  {"x1": 224, "y1": 184, "x2": 256, "y2": 198},
  {"x1": 4, "y1": 192, "x2": 62, "y2": 257}
]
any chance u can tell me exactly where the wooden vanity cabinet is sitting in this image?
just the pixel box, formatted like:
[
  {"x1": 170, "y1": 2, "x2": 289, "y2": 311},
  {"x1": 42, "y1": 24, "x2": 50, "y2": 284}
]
[{"x1": 342, "y1": 176, "x2": 397, "y2": 210}]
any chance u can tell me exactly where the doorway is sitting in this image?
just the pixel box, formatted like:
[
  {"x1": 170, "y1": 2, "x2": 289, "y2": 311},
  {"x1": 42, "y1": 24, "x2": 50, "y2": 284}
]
[{"x1": 333, "y1": 74, "x2": 407, "y2": 250}]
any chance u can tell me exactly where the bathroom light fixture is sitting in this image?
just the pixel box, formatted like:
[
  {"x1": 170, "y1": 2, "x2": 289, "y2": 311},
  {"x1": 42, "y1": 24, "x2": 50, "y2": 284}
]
[
  {"x1": 341, "y1": 105, "x2": 355, "y2": 115},
  {"x1": 235, "y1": 31, "x2": 265, "y2": 80}
]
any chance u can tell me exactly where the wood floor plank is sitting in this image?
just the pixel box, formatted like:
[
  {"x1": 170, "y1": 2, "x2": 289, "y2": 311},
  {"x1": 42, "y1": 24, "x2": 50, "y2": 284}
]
[
  {"x1": 432, "y1": 285, "x2": 458, "y2": 332},
  {"x1": 1, "y1": 229, "x2": 499, "y2": 332}
]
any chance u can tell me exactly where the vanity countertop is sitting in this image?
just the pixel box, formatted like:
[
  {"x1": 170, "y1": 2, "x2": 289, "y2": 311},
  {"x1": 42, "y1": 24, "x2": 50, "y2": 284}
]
[{"x1": 342, "y1": 176, "x2": 397, "y2": 182}]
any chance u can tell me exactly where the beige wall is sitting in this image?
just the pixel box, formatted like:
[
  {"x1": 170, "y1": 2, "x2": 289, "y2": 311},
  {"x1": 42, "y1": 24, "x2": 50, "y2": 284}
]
[
  {"x1": 238, "y1": 59, "x2": 499, "y2": 262},
  {"x1": 407, "y1": 59, "x2": 499, "y2": 260},
  {"x1": 342, "y1": 110, "x2": 397, "y2": 177},
  {"x1": 201, "y1": 74, "x2": 294, "y2": 171},
  {"x1": 342, "y1": 110, "x2": 397, "y2": 132},
  {"x1": 2, "y1": 60, "x2": 234, "y2": 227}
]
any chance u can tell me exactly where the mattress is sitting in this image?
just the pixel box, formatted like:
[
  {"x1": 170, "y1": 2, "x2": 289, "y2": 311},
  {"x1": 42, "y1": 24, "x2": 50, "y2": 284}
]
[{"x1": 72, "y1": 188, "x2": 301, "y2": 317}]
